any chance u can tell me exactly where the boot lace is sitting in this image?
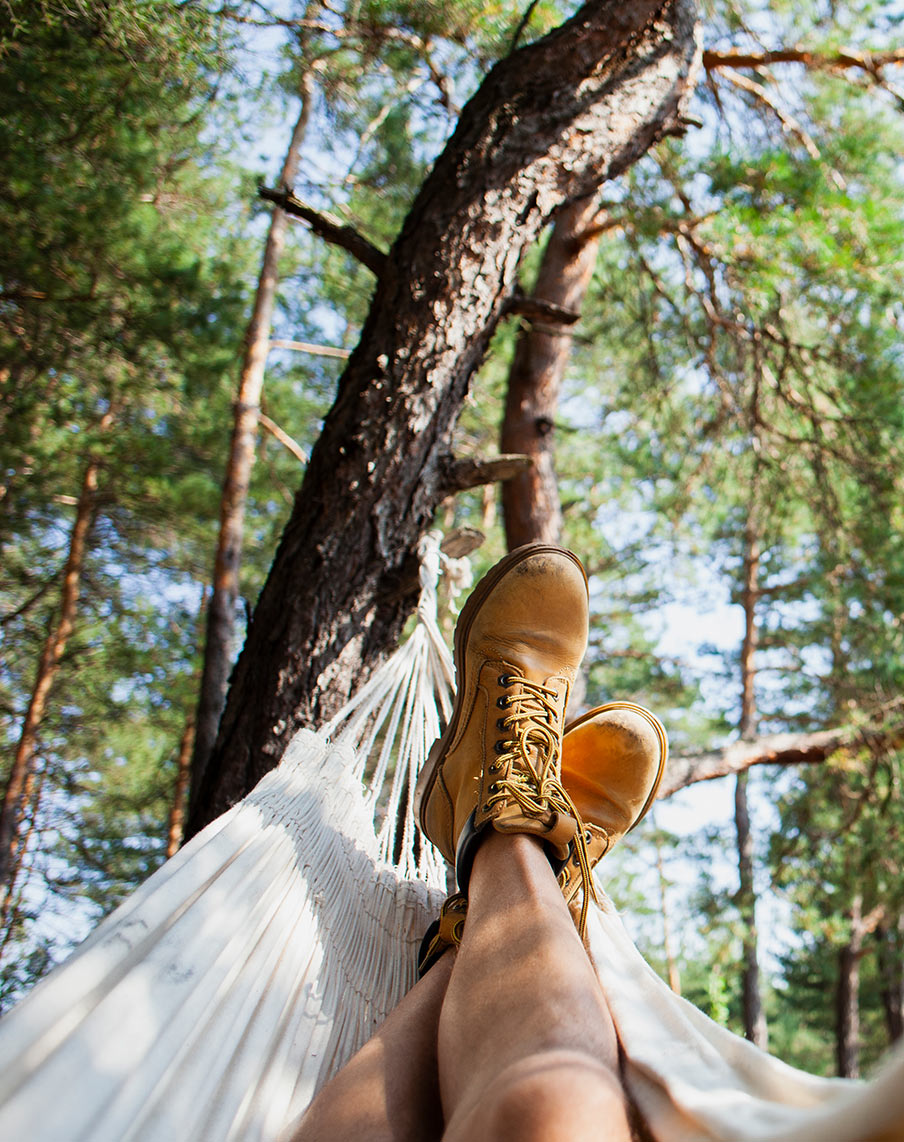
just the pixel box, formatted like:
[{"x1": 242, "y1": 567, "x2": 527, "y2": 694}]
[{"x1": 487, "y1": 674, "x2": 598, "y2": 937}]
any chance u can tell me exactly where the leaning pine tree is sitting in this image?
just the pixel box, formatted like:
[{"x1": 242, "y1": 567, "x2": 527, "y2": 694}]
[{"x1": 188, "y1": 0, "x2": 700, "y2": 834}]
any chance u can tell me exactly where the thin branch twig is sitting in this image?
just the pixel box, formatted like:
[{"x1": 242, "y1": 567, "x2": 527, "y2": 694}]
[
  {"x1": 258, "y1": 186, "x2": 387, "y2": 276},
  {"x1": 269, "y1": 339, "x2": 350, "y2": 359},
  {"x1": 258, "y1": 413, "x2": 309, "y2": 464}
]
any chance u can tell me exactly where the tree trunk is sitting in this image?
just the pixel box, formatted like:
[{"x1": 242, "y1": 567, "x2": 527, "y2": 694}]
[
  {"x1": 735, "y1": 770, "x2": 768, "y2": 1047},
  {"x1": 836, "y1": 896, "x2": 864, "y2": 1078},
  {"x1": 500, "y1": 193, "x2": 604, "y2": 548},
  {"x1": 654, "y1": 822, "x2": 681, "y2": 993},
  {"x1": 186, "y1": 0, "x2": 699, "y2": 836},
  {"x1": 167, "y1": 716, "x2": 195, "y2": 859},
  {"x1": 877, "y1": 918, "x2": 904, "y2": 1045},
  {"x1": 735, "y1": 514, "x2": 768, "y2": 1048},
  {"x1": 0, "y1": 756, "x2": 47, "y2": 970},
  {"x1": 189, "y1": 78, "x2": 315, "y2": 806},
  {"x1": 0, "y1": 430, "x2": 107, "y2": 913}
]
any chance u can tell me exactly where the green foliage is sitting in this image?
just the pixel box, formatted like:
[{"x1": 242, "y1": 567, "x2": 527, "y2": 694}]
[
  {"x1": 0, "y1": 0, "x2": 264, "y2": 1000},
  {"x1": 3, "y1": 0, "x2": 904, "y2": 1080}
]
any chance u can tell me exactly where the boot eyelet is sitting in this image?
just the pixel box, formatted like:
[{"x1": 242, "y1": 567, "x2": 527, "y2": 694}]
[
  {"x1": 489, "y1": 782, "x2": 500, "y2": 794},
  {"x1": 496, "y1": 717, "x2": 509, "y2": 731},
  {"x1": 488, "y1": 762, "x2": 500, "y2": 773},
  {"x1": 494, "y1": 740, "x2": 507, "y2": 755},
  {"x1": 498, "y1": 674, "x2": 511, "y2": 687},
  {"x1": 496, "y1": 695, "x2": 509, "y2": 709}
]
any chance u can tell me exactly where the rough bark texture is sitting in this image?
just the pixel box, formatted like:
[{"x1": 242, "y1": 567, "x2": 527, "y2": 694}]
[
  {"x1": 0, "y1": 442, "x2": 104, "y2": 914},
  {"x1": 187, "y1": 0, "x2": 700, "y2": 835},
  {"x1": 500, "y1": 193, "x2": 604, "y2": 548},
  {"x1": 189, "y1": 81, "x2": 313, "y2": 804}
]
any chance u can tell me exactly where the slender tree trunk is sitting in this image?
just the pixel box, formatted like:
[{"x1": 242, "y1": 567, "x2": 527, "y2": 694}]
[
  {"x1": 735, "y1": 770, "x2": 767, "y2": 1046},
  {"x1": 189, "y1": 78, "x2": 314, "y2": 806},
  {"x1": 0, "y1": 367, "x2": 10, "y2": 509},
  {"x1": 877, "y1": 918, "x2": 904, "y2": 1045},
  {"x1": 0, "y1": 758, "x2": 47, "y2": 971},
  {"x1": 653, "y1": 821, "x2": 681, "y2": 993},
  {"x1": 735, "y1": 510, "x2": 768, "y2": 1048},
  {"x1": 500, "y1": 194, "x2": 604, "y2": 548},
  {"x1": 186, "y1": 0, "x2": 699, "y2": 835},
  {"x1": 0, "y1": 369, "x2": 43, "y2": 544},
  {"x1": 836, "y1": 896, "x2": 864, "y2": 1078},
  {"x1": 0, "y1": 425, "x2": 108, "y2": 917},
  {"x1": 167, "y1": 716, "x2": 195, "y2": 858}
]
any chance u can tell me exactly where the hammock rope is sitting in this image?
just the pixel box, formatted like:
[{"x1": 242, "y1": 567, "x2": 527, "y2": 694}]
[{"x1": 0, "y1": 531, "x2": 903, "y2": 1141}]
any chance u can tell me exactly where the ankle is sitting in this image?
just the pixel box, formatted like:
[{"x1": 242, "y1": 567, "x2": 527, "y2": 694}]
[{"x1": 468, "y1": 831, "x2": 560, "y2": 905}]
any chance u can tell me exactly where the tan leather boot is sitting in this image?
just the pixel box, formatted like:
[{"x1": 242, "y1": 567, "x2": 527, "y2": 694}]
[
  {"x1": 557, "y1": 702, "x2": 668, "y2": 931},
  {"x1": 417, "y1": 892, "x2": 467, "y2": 978},
  {"x1": 414, "y1": 544, "x2": 590, "y2": 893}
]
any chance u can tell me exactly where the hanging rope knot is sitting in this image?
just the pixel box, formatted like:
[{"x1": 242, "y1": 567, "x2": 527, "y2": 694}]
[
  {"x1": 416, "y1": 531, "x2": 443, "y2": 624},
  {"x1": 487, "y1": 674, "x2": 598, "y2": 938}
]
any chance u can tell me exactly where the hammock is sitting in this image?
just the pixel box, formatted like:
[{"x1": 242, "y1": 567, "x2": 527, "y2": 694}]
[{"x1": 0, "y1": 533, "x2": 903, "y2": 1142}]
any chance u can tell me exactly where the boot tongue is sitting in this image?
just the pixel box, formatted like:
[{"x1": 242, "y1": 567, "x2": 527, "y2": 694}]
[
  {"x1": 493, "y1": 803, "x2": 577, "y2": 859},
  {"x1": 491, "y1": 635, "x2": 578, "y2": 686}
]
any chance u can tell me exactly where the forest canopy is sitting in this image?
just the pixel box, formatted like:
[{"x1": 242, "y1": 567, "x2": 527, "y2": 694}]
[{"x1": 2, "y1": 0, "x2": 904, "y2": 1079}]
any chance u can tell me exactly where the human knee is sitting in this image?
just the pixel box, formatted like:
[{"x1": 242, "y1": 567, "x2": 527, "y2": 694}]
[{"x1": 474, "y1": 1050, "x2": 628, "y2": 1142}]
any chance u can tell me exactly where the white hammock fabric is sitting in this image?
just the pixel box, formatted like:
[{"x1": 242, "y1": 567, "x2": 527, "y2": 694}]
[{"x1": 1, "y1": 533, "x2": 903, "y2": 1141}]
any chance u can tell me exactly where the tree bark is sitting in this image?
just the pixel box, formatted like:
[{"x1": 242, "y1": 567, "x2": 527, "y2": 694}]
[
  {"x1": 877, "y1": 918, "x2": 904, "y2": 1045},
  {"x1": 167, "y1": 715, "x2": 194, "y2": 858},
  {"x1": 500, "y1": 193, "x2": 604, "y2": 548},
  {"x1": 0, "y1": 758, "x2": 47, "y2": 968},
  {"x1": 0, "y1": 430, "x2": 107, "y2": 912},
  {"x1": 189, "y1": 79, "x2": 314, "y2": 804},
  {"x1": 836, "y1": 896, "x2": 864, "y2": 1078},
  {"x1": 735, "y1": 769, "x2": 769, "y2": 1046},
  {"x1": 735, "y1": 515, "x2": 768, "y2": 1048},
  {"x1": 186, "y1": 0, "x2": 700, "y2": 835}
]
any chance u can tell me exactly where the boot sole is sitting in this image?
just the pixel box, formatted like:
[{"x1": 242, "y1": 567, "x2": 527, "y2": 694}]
[
  {"x1": 413, "y1": 544, "x2": 588, "y2": 849},
  {"x1": 563, "y1": 701, "x2": 669, "y2": 831}
]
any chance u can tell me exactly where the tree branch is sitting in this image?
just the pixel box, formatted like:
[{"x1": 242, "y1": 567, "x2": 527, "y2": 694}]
[
  {"x1": 269, "y1": 339, "x2": 351, "y2": 359},
  {"x1": 258, "y1": 186, "x2": 387, "y2": 276},
  {"x1": 0, "y1": 576, "x2": 59, "y2": 627},
  {"x1": 441, "y1": 454, "x2": 533, "y2": 494},
  {"x1": 258, "y1": 413, "x2": 308, "y2": 464},
  {"x1": 660, "y1": 719, "x2": 904, "y2": 798},
  {"x1": 702, "y1": 47, "x2": 904, "y2": 75},
  {"x1": 504, "y1": 291, "x2": 582, "y2": 325},
  {"x1": 717, "y1": 66, "x2": 821, "y2": 159}
]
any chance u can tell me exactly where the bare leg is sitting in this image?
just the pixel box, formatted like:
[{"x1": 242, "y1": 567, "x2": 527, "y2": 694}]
[
  {"x1": 438, "y1": 831, "x2": 632, "y2": 1142},
  {"x1": 286, "y1": 952, "x2": 452, "y2": 1142}
]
